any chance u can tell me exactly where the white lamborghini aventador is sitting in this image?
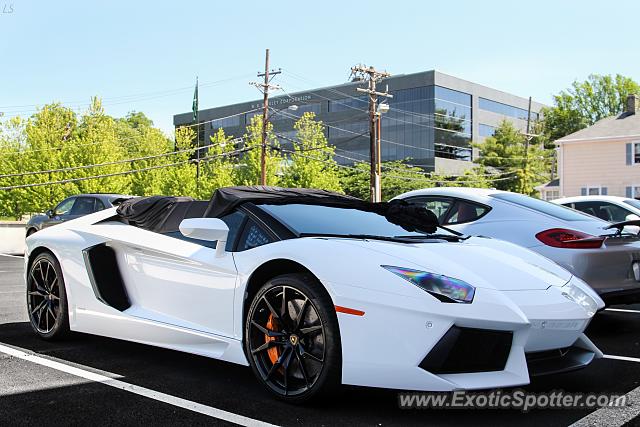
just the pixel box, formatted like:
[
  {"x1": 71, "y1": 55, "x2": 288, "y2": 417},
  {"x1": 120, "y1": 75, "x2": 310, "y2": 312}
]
[{"x1": 24, "y1": 186, "x2": 604, "y2": 402}]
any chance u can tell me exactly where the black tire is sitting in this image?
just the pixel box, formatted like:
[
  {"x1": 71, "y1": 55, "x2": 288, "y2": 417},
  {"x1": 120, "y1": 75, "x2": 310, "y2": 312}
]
[
  {"x1": 245, "y1": 273, "x2": 342, "y2": 403},
  {"x1": 26, "y1": 228, "x2": 37, "y2": 238},
  {"x1": 26, "y1": 252, "x2": 70, "y2": 340}
]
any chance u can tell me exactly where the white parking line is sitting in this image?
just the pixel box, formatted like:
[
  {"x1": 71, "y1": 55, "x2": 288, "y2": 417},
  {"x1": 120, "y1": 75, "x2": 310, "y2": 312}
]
[
  {"x1": 0, "y1": 343, "x2": 278, "y2": 427},
  {"x1": 605, "y1": 308, "x2": 640, "y2": 314},
  {"x1": 604, "y1": 354, "x2": 640, "y2": 363},
  {"x1": 0, "y1": 253, "x2": 22, "y2": 258}
]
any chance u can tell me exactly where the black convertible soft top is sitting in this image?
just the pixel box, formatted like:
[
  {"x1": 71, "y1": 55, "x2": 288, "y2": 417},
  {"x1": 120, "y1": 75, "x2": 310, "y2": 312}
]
[
  {"x1": 117, "y1": 186, "x2": 438, "y2": 234},
  {"x1": 204, "y1": 186, "x2": 438, "y2": 233}
]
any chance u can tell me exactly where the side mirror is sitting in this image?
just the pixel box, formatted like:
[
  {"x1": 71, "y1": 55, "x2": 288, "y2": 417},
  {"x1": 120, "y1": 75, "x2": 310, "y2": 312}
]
[
  {"x1": 179, "y1": 218, "x2": 229, "y2": 256},
  {"x1": 46, "y1": 209, "x2": 54, "y2": 218},
  {"x1": 626, "y1": 214, "x2": 640, "y2": 221}
]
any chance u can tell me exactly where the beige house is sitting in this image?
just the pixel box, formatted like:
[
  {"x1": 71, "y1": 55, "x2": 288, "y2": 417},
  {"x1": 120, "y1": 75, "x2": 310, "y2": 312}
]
[{"x1": 548, "y1": 95, "x2": 640, "y2": 199}]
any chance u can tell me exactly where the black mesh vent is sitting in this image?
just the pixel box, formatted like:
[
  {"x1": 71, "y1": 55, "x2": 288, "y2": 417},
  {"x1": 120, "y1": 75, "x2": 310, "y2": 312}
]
[
  {"x1": 84, "y1": 244, "x2": 131, "y2": 311},
  {"x1": 420, "y1": 326, "x2": 512, "y2": 374}
]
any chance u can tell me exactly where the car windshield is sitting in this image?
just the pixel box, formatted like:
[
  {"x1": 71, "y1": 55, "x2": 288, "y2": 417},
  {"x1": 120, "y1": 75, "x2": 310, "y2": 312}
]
[
  {"x1": 258, "y1": 203, "x2": 456, "y2": 239},
  {"x1": 623, "y1": 199, "x2": 640, "y2": 211},
  {"x1": 491, "y1": 193, "x2": 598, "y2": 222}
]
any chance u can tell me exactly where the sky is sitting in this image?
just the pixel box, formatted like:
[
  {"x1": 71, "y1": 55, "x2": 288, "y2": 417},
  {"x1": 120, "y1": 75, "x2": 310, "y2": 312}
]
[{"x1": 1, "y1": 0, "x2": 639, "y2": 135}]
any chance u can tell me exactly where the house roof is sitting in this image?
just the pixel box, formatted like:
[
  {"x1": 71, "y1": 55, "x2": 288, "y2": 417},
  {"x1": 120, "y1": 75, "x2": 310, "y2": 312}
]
[
  {"x1": 557, "y1": 111, "x2": 640, "y2": 143},
  {"x1": 534, "y1": 178, "x2": 559, "y2": 191}
]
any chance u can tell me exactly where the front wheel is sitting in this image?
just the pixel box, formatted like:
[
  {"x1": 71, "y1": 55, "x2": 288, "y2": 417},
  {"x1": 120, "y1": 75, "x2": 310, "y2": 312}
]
[
  {"x1": 27, "y1": 252, "x2": 70, "y2": 340},
  {"x1": 245, "y1": 273, "x2": 341, "y2": 403}
]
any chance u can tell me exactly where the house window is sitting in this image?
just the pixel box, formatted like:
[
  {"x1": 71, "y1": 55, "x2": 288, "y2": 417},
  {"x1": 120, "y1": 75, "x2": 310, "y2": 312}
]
[
  {"x1": 545, "y1": 190, "x2": 559, "y2": 201},
  {"x1": 635, "y1": 143, "x2": 640, "y2": 164},
  {"x1": 581, "y1": 186, "x2": 607, "y2": 196}
]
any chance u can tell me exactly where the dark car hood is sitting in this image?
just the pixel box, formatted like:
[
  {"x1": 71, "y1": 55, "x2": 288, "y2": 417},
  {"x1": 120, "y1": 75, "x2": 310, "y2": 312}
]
[{"x1": 27, "y1": 214, "x2": 49, "y2": 227}]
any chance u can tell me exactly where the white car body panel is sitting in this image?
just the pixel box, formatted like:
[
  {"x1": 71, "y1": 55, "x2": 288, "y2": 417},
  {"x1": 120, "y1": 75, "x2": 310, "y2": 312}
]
[
  {"x1": 25, "y1": 205, "x2": 603, "y2": 391},
  {"x1": 394, "y1": 188, "x2": 640, "y2": 302}
]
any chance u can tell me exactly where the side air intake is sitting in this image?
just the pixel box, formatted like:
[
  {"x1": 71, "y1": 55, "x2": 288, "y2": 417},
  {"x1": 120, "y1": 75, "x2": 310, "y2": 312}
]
[{"x1": 83, "y1": 243, "x2": 131, "y2": 311}]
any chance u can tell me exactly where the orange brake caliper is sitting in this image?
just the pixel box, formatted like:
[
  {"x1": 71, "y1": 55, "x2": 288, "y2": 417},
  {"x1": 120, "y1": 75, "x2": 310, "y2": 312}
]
[{"x1": 265, "y1": 314, "x2": 280, "y2": 364}]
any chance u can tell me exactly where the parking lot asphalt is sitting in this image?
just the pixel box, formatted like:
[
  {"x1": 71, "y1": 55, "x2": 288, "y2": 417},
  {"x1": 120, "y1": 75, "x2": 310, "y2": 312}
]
[{"x1": 1, "y1": 254, "x2": 640, "y2": 426}]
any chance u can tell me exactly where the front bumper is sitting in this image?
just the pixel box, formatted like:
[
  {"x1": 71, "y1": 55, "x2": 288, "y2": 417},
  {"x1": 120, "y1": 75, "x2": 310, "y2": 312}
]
[{"x1": 330, "y1": 280, "x2": 600, "y2": 392}]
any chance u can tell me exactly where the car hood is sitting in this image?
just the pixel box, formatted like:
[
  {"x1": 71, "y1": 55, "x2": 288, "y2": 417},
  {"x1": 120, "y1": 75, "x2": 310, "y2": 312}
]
[
  {"x1": 27, "y1": 214, "x2": 48, "y2": 226},
  {"x1": 336, "y1": 236, "x2": 571, "y2": 291}
]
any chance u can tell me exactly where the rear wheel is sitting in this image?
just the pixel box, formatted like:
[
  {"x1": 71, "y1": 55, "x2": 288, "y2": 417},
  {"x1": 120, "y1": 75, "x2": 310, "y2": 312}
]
[
  {"x1": 26, "y1": 228, "x2": 36, "y2": 237},
  {"x1": 26, "y1": 252, "x2": 70, "y2": 340},
  {"x1": 245, "y1": 273, "x2": 341, "y2": 403}
]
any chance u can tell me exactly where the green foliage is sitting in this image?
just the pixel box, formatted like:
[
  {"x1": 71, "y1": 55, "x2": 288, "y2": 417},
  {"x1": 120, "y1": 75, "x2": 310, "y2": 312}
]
[
  {"x1": 474, "y1": 120, "x2": 551, "y2": 195},
  {"x1": 541, "y1": 74, "x2": 640, "y2": 141},
  {"x1": 195, "y1": 128, "x2": 237, "y2": 199},
  {"x1": 339, "y1": 160, "x2": 432, "y2": 201},
  {"x1": 281, "y1": 113, "x2": 342, "y2": 191},
  {"x1": 0, "y1": 101, "x2": 350, "y2": 218},
  {"x1": 235, "y1": 115, "x2": 282, "y2": 186}
]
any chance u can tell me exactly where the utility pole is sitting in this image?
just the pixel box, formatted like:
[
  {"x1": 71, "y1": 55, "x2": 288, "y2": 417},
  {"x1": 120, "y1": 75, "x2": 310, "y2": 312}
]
[
  {"x1": 351, "y1": 64, "x2": 392, "y2": 202},
  {"x1": 522, "y1": 96, "x2": 533, "y2": 193},
  {"x1": 250, "y1": 49, "x2": 281, "y2": 185}
]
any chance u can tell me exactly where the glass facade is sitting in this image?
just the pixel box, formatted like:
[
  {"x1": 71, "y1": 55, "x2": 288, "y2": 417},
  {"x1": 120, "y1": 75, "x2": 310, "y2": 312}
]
[
  {"x1": 479, "y1": 123, "x2": 496, "y2": 138},
  {"x1": 180, "y1": 74, "x2": 540, "y2": 172},
  {"x1": 211, "y1": 115, "x2": 241, "y2": 130},
  {"x1": 329, "y1": 96, "x2": 368, "y2": 113},
  {"x1": 479, "y1": 98, "x2": 539, "y2": 121}
]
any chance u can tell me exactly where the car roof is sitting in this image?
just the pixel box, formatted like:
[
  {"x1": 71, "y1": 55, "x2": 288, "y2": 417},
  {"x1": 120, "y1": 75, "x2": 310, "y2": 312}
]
[
  {"x1": 552, "y1": 195, "x2": 632, "y2": 204},
  {"x1": 66, "y1": 193, "x2": 132, "y2": 199},
  {"x1": 394, "y1": 187, "x2": 505, "y2": 204}
]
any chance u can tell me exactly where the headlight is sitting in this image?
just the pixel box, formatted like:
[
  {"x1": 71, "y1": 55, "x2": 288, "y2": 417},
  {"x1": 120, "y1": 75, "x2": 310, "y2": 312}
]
[
  {"x1": 562, "y1": 282, "x2": 599, "y2": 317},
  {"x1": 382, "y1": 265, "x2": 475, "y2": 303}
]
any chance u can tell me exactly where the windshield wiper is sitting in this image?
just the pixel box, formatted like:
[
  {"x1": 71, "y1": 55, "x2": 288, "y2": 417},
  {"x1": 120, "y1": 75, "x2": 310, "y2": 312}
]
[
  {"x1": 393, "y1": 234, "x2": 470, "y2": 242},
  {"x1": 298, "y1": 233, "x2": 428, "y2": 243}
]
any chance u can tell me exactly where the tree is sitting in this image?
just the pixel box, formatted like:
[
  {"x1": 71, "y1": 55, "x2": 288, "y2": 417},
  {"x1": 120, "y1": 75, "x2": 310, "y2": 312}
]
[
  {"x1": 157, "y1": 125, "x2": 197, "y2": 197},
  {"x1": 281, "y1": 113, "x2": 342, "y2": 191},
  {"x1": 541, "y1": 74, "x2": 640, "y2": 141},
  {"x1": 474, "y1": 120, "x2": 551, "y2": 195},
  {"x1": 117, "y1": 111, "x2": 174, "y2": 196},
  {"x1": 195, "y1": 128, "x2": 238, "y2": 199},
  {"x1": 340, "y1": 160, "x2": 435, "y2": 201},
  {"x1": 67, "y1": 97, "x2": 131, "y2": 196},
  {"x1": 0, "y1": 98, "x2": 203, "y2": 217},
  {"x1": 235, "y1": 115, "x2": 282, "y2": 186},
  {"x1": 447, "y1": 165, "x2": 493, "y2": 188}
]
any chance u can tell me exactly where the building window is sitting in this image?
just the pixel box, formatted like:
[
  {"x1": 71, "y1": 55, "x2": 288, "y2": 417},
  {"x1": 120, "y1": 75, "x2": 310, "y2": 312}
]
[
  {"x1": 478, "y1": 98, "x2": 538, "y2": 121},
  {"x1": 581, "y1": 186, "x2": 607, "y2": 196},
  {"x1": 270, "y1": 103, "x2": 323, "y2": 122},
  {"x1": 634, "y1": 142, "x2": 640, "y2": 164},
  {"x1": 479, "y1": 123, "x2": 496, "y2": 138},
  {"x1": 329, "y1": 95, "x2": 368, "y2": 113},
  {"x1": 211, "y1": 115, "x2": 241, "y2": 130},
  {"x1": 544, "y1": 190, "x2": 559, "y2": 201}
]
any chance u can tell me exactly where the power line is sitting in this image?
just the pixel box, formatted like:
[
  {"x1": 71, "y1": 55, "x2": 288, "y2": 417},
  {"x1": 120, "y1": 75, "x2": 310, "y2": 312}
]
[
  {"x1": 272, "y1": 107, "x2": 533, "y2": 163},
  {"x1": 0, "y1": 147, "x2": 253, "y2": 191},
  {"x1": 280, "y1": 72, "x2": 477, "y2": 133},
  {"x1": 277, "y1": 145, "x2": 515, "y2": 185},
  {"x1": 0, "y1": 138, "x2": 242, "y2": 179},
  {"x1": 2, "y1": 107, "x2": 259, "y2": 155},
  {"x1": 274, "y1": 131, "x2": 515, "y2": 179},
  {"x1": 0, "y1": 75, "x2": 254, "y2": 116}
]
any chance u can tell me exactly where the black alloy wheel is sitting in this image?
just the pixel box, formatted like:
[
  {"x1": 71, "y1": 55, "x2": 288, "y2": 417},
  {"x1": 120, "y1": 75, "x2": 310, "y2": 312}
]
[
  {"x1": 245, "y1": 274, "x2": 341, "y2": 402},
  {"x1": 27, "y1": 252, "x2": 69, "y2": 339}
]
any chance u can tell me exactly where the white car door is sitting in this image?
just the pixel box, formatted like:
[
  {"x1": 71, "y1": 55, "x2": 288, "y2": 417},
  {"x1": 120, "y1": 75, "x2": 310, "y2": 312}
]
[{"x1": 92, "y1": 216, "x2": 243, "y2": 338}]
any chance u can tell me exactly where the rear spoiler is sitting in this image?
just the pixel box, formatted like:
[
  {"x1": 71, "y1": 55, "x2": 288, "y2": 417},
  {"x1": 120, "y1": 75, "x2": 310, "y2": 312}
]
[{"x1": 604, "y1": 220, "x2": 640, "y2": 236}]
